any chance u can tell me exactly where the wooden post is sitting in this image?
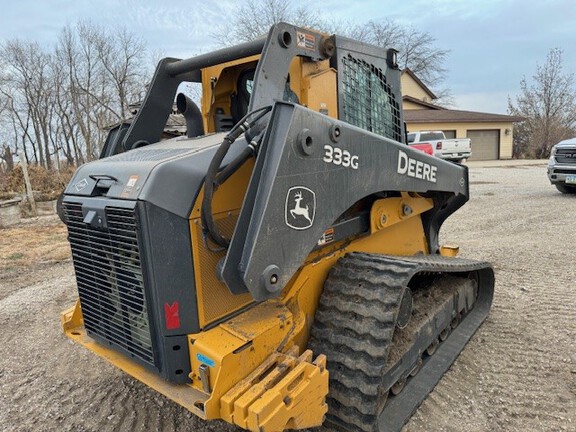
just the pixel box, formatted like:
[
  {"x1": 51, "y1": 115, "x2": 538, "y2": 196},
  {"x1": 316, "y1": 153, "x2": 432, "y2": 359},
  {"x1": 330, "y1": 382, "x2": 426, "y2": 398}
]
[{"x1": 19, "y1": 151, "x2": 37, "y2": 217}]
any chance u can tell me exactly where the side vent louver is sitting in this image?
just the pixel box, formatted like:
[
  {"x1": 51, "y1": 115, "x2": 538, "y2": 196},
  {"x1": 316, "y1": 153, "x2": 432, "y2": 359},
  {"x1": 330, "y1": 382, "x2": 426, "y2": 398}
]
[{"x1": 64, "y1": 202, "x2": 155, "y2": 367}]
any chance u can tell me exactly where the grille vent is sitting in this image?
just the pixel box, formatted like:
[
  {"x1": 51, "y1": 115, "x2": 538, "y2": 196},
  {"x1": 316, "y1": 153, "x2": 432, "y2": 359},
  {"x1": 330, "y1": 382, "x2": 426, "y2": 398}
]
[
  {"x1": 552, "y1": 168, "x2": 576, "y2": 174},
  {"x1": 191, "y1": 213, "x2": 253, "y2": 327},
  {"x1": 64, "y1": 202, "x2": 154, "y2": 367},
  {"x1": 340, "y1": 54, "x2": 402, "y2": 142},
  {"x1": 555, "y1": 149, "x2": 576, "y2": 164}
]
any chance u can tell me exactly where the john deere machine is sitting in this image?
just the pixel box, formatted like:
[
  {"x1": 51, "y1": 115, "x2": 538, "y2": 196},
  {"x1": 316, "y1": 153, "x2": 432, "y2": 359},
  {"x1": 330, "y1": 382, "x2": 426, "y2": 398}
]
[{"x1": 60, "y1": 23, "x2": 494, "y2": 432}]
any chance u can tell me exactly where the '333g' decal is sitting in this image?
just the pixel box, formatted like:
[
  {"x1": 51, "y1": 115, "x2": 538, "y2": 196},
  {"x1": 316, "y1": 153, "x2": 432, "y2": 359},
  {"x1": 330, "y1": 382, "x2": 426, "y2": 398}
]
[{"x1": 323, "y1": 144, "x2": 359, "y2": 169}]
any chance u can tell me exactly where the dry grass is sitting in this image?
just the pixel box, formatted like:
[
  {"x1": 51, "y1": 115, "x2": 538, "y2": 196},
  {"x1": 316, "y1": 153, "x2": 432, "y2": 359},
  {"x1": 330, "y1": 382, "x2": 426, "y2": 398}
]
[
  {"x1": 0, "y1": 216, "x2": 70, "y2": 270},
  {"x1": 0, "y1": 165, "x2": 75, "y2": 200}
]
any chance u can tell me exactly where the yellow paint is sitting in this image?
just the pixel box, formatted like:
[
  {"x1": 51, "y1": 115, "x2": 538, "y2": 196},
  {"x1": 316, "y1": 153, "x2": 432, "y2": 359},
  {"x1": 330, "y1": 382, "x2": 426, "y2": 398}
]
[
  {"x1": 188, "y1": 300, "x2": 294, "y2": 419},
  {"x1": 190, "y1": 56, "x2": 336, "y2": 327},
  {"x1": 189, "y1": 160, "x2": 254, "y2": 328},
  {"x1": 283, "y1": 195, "x2": 433, "y2": 352},
  {"x1": 201, "y1": 56, "x2": 336, "y2": 133},
  {"x1": 440, "y1": 244, "x2": 460, "y2": 257},
  {"x1": 60, "y1": 299, "x2": 83, "y2": 331},
  {"x1": 297, "y1": 59, "x2": 337, "y2": 119},
  {"x1": 201, "y1": 56, "x2": 260, "y2": 133},
  {"x1": 370, "y1": 194, "x2": 434, "y2": 232},
  {"x1": 221, "y1": 347, "x2": 328, "y2": 431}
]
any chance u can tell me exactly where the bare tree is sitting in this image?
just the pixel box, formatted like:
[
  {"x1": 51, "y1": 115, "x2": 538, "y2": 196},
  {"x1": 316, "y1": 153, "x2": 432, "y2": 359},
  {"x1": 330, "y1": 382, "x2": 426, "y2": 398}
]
[
  {"x1": 0, "y1": 63, "x2": 12, "y2": 171},
  {"x1": 213, "y1": 0, "x2": 329, "y2": 45},
  {"x1": 1, "y1": 40, "x2": 57, "y2": 168},
  {"x1": 56, "y1": 23, "x2": 109, "y2": 161},
  {"x1": 213, "y1": 1, "x2": 451, "y2": 104},
  {"x1": 508, "y1": 48, "x2": 576, "y2": 158},
  {"x1": 347, "y1": 19, "x2": 451, "y2": 105},
  {"x1": 1, "y1": 92, "x2": 35, "y2": 164},
  {"x1": 0, "y1": 21, "x2": 149, "y2": 167},
  {"x1": 342, "y1": 19, "x2": 449, "y2": 87},
  {"x1": 94, "y1": 27, "x2": 147, "y2": 120},
  {"x1": 54, "y1": 22, "x2": 149, "y2": 161}
]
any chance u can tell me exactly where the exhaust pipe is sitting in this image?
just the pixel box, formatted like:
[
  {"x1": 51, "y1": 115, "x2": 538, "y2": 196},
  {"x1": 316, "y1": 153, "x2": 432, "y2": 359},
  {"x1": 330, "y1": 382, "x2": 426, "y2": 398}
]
[{"x1": 176, "y1": 93, "x2": 205, "y2": 138}]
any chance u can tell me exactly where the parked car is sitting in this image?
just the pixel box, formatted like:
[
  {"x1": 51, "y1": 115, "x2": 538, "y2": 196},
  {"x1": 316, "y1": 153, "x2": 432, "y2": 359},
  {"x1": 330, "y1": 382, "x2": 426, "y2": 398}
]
[
  {"x1": 547, "y1": 137, "x2": 576, "y2": 194},
  {"x1": 407, "y1": 130, "x2": 471, "y2": 163}
]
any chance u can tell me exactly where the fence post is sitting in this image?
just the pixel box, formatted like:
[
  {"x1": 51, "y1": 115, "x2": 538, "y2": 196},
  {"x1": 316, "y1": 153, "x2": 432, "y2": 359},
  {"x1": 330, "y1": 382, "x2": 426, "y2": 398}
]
[{"x1": 19, "y1": 152, "x2": 37, "y2": 217}]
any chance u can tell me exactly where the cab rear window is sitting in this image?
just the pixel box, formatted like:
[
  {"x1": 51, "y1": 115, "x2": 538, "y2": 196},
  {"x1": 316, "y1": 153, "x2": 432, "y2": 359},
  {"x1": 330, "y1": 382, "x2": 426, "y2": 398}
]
[{"x1": 420, "y1": 132, "x2": 444, "y2": 141}]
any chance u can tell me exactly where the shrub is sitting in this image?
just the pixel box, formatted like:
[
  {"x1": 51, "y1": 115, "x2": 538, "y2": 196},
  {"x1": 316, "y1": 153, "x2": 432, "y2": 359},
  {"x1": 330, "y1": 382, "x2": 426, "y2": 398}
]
[{"x1": 0, "y1": 165, "x2": 76, "y2": 201}]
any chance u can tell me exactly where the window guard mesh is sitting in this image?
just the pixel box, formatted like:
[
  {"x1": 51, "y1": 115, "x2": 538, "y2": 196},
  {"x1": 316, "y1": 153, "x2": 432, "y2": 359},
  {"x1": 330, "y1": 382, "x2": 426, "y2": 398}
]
[{"x1": 341, "y1": 54, "x2": 402, "y2": 142}]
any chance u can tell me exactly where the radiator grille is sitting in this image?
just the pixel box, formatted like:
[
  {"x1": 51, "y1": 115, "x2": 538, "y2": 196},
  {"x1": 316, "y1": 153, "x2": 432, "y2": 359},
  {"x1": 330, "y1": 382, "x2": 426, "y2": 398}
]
[
  {"x1": 340, "y1": 54, "x2": 402, "y2": 142},
  {"x1": 64, "y1": 202, "x2": 154, "y2": 367},
  {"x1": 555, "y1": 148, "x2": 576, "y2": 164}
]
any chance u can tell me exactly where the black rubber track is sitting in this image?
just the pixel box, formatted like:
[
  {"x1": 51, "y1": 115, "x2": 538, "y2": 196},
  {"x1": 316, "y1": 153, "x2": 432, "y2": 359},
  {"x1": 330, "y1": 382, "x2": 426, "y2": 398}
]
[{"x1": 308, "y1": 252, "x2": 494, "y2": 432}]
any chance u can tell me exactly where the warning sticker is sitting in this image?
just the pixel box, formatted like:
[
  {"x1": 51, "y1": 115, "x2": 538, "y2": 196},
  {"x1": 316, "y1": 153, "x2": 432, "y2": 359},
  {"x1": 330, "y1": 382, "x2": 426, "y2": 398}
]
[
  {"x1": 121, "y1": 175, "x2": 139, "y2": 198},
  {"x1": 297, "y1": 31, "x2": 316, "y2": 50},
  {"x1": 164, "y1": 301, "x2": 180, "y2": 330},
  {"x1": 317, "y1": 227, "x2": 335, "y2": 246}
]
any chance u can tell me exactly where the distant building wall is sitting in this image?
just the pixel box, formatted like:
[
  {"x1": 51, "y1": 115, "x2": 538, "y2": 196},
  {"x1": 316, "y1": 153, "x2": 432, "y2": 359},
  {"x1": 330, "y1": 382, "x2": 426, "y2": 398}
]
[{"x1": 401, "y1": 74, "x2": 433, "y2": 103}]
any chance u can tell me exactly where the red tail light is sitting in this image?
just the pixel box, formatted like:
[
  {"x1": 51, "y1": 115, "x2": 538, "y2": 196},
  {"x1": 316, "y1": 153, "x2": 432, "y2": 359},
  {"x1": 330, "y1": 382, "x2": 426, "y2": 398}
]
[{"x1": 436, "y1": 142, "x2": 442, "y2": 150}]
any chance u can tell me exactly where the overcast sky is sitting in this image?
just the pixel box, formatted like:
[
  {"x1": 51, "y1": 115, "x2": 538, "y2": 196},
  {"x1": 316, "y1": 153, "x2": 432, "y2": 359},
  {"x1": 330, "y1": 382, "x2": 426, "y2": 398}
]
[{"x1": 0, "y1": 0, "x2": 574, "y2": 114}]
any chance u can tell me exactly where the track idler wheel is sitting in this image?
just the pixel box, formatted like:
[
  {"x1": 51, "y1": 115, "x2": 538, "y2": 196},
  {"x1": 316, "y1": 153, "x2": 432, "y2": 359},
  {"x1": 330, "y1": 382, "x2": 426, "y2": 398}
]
[
  {"x1": 451, "y1": 313, "x2": 461, "y2": 329},
  {"x1": 439, "y1": 326, "x2": 451, "y2": 342},
  {"x1": 410, "y1": 357, "x2": 423, "y2": 377},
  {"x1": 426, "y1": 339, "x2": 439, "y2": 356},
  {"x1": 390, "y1": 379, "x2": 406, "y2": 396}
]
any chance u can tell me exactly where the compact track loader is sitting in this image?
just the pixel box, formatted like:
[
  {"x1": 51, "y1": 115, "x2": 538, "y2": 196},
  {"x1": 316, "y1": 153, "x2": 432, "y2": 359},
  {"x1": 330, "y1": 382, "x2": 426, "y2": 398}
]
[{"x1": 60, "y1": 23, "x2": 494, "y2": 432}]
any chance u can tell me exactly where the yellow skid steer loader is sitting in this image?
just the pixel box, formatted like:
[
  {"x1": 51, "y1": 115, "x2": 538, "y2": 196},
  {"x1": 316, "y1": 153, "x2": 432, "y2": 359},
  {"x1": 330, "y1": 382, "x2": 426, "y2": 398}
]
[{"x1": 60, "y1": 22, "x2": 494, "y2": 432}]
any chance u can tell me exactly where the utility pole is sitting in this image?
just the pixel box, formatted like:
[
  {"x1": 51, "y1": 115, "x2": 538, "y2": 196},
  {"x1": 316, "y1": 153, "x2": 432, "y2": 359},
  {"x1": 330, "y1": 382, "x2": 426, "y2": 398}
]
[{"x1": 19, "y1": 151, "x2": 37, "y2": 217}]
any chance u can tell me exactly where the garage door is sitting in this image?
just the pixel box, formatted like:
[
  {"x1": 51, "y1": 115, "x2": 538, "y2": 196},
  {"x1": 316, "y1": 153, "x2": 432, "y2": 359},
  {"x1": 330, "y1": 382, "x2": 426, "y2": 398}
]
[{"x1": 467, "y1": 129, "x2": 499, "y2": 160}]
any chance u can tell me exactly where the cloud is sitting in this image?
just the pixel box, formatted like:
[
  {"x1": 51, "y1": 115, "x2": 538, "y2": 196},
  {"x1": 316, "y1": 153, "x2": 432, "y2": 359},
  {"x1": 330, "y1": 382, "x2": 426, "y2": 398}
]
[{"x1": 1, "y1": 0, "x2": 575, "y2": 114}]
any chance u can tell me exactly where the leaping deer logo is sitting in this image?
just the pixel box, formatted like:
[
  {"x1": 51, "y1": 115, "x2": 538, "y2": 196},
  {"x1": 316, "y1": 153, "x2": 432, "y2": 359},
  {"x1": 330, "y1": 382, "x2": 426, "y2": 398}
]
[
  {"x1": 290, "y1": 191, "x2": 312, "y2": 224},
  {"x1": 285, "y1": 186, "x2": 316, "y2": 230}
]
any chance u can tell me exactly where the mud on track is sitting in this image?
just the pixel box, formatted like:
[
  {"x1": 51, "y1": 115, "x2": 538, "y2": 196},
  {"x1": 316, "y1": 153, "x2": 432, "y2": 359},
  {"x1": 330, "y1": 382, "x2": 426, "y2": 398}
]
[{"x1": 1, "y1": 162, "x2": 574, "y2": 432}]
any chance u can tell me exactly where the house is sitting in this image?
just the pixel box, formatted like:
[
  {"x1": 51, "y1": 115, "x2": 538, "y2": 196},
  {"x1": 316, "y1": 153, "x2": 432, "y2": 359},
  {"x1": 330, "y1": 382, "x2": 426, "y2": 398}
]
[{"x1": 401, "y1": 69, "x2": 523, "y2": 160}]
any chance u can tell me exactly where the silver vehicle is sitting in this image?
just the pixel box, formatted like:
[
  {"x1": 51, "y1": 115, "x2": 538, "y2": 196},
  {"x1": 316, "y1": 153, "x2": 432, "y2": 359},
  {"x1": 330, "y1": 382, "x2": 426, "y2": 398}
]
[
  {"x1": 407, "y1": 130, "x2": 471, "y2": 163},
  {"x1": 547, "y1": 137, "x2": 576, "y2": 194}
]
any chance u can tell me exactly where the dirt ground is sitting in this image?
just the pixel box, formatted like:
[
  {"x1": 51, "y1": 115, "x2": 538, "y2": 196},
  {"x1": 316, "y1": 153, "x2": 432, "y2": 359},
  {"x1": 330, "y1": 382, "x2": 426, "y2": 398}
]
[{"x1": 1, "y1": 161, "x2": 575, "y2": 432}]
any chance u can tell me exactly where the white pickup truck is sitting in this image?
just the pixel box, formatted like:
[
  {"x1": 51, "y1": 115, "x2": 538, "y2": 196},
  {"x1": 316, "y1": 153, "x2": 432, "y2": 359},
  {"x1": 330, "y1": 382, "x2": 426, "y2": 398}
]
[{"x1": 407, "y1": 130, "x2": 471, "y2": 163}]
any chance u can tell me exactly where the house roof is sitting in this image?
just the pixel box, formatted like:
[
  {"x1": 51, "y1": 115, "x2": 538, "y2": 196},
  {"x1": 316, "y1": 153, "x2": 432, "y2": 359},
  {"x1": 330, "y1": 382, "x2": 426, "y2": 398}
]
[
  {"x1": 163, "y1": 113, "x2": 187, "y2": 135},
  {"x1": 404, "y1": 109, "x2": 524, "y2": 124},
  {"x1": 401, "y1": 68, "x2": 437, "y2": 100},
  {"x1": 104, "y1": 108, "x2": 187, "y2": 136},
  {"x1": 402, "y1": 95, "x2": 445, "y2": 110}
]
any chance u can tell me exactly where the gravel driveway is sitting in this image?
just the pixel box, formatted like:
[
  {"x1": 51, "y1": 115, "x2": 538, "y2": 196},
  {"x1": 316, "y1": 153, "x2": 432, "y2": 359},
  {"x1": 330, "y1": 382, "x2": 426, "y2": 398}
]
[{"x1": 0, "y1": 160, "x2": 574, "y2": 432}]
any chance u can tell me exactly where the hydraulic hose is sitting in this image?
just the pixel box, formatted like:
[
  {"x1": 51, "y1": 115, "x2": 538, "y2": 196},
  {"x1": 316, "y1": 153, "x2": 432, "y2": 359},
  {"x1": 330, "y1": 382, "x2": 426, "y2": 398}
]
[
  {"x1": 201, "y1": 106, "x2": 271, "y2": 249},
  {"x1": 215, "y1": 131, "x2": 264, "y2": 186}
]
